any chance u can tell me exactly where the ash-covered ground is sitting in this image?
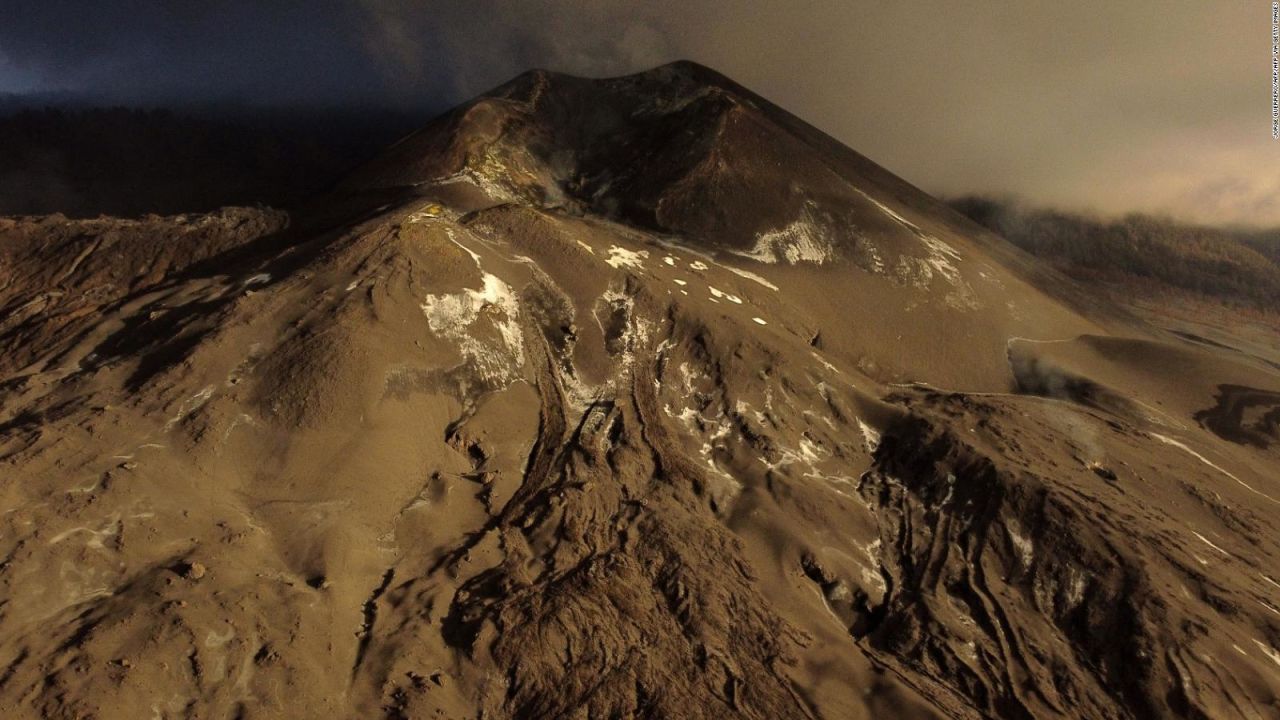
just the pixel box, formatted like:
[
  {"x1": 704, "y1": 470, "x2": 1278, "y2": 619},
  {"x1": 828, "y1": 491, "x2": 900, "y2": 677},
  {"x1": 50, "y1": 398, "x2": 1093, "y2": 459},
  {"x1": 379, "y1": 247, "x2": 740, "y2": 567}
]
[{"x1": 1, "y1": 62, "x2": 1278, "y2": 719}]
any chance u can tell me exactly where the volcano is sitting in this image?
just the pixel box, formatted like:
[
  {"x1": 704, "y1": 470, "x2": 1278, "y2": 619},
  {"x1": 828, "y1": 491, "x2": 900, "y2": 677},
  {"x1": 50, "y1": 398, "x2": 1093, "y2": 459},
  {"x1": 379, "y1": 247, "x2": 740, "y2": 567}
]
[{"x1": 1, "y1": 62, "x2": 1278, "y2": 719}]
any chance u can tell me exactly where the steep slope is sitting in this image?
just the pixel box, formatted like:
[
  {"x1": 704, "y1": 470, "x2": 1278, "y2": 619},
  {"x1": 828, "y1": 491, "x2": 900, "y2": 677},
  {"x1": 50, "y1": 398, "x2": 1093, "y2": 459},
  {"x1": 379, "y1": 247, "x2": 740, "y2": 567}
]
[{"x1": 0, "y1": 62, "x2": 1277, "y2": 720}]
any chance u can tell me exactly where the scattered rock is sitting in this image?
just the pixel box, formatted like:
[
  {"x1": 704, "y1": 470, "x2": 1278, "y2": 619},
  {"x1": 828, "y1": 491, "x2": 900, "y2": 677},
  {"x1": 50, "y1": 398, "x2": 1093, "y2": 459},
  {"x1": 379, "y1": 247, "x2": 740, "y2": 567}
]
[{"x1": 181, "y1": 561, "x2": 206, "y2": 580}]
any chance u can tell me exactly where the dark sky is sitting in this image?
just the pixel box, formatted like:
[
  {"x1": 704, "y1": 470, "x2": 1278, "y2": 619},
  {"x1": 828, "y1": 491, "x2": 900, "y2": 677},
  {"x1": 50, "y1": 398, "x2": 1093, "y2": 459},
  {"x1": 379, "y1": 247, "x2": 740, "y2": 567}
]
[{"x1": 1, "y1": 1, "x2": 1275, "y2": 225}]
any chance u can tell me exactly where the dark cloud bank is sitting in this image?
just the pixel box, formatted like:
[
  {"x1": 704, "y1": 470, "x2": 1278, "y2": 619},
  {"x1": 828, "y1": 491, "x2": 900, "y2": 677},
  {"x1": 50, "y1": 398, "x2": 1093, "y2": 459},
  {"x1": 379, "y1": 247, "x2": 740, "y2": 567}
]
[{"x1": 0, "y1": 0, "x2": 1275, "y2": 225}]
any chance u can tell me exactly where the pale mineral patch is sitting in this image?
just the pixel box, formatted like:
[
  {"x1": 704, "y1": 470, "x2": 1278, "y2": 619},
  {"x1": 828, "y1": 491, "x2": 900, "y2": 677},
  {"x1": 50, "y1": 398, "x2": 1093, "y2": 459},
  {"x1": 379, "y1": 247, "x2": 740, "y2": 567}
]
[{"x1": 606, "y1": 246, "x2": 648, "y2": 269}]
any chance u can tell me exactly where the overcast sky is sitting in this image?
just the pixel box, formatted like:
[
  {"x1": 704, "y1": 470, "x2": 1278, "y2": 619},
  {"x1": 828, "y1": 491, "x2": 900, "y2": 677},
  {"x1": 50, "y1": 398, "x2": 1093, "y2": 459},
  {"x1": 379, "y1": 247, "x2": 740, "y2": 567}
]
[{"x1": 0, "y1": 0, "x2": 1275, "y2": 226}]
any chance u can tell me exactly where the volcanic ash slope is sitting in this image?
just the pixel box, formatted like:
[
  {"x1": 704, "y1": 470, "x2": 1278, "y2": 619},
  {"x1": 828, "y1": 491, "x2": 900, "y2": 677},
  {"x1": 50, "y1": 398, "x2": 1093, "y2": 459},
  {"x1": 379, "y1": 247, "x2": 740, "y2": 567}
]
[{"x1": 1, "y1": 62, "x2": 1279, "y2": 720}]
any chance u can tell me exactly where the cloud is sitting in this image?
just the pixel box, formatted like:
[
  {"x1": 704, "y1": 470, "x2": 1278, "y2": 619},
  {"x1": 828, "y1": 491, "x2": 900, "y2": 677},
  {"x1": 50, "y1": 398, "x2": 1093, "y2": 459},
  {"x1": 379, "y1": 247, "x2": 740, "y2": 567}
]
[
  {"x1": 0, "y1": 0, "x2": 1274, "y2": 225},
  {"x1": 351, "y1": 1, "x2": 679, "y2": 99}
]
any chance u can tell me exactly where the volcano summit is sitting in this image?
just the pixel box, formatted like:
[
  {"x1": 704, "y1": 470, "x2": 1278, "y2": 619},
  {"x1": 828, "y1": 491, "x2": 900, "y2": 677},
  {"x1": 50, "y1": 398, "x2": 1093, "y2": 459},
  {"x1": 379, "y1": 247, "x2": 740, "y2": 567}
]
[{"x1": 1, "y1": 62, "x2": 1278, "y2": 719}]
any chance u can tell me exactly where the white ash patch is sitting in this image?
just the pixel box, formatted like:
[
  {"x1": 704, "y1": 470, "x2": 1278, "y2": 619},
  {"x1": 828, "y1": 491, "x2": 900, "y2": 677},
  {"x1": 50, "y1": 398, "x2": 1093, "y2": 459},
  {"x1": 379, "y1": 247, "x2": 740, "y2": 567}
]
[
  {"x1": 593, "y1": 287, "x2": 656, "y2": 378},
  {"x1": 67, "y1": 476, "x2": 104, "y2": 495},
  {"x1": 919, "y1": 235, "x2": 963, "y2": 284},
  {"x1": 859, "y1": 564, "x2": 887, "y2": 598},
  {"x1": 854, "y1": 239, "x2": 886, "y2": 274},
  {"x1": 803, "y1": 409, "x2": 837, "y2": 430},
  {"x1": 723, "y1": 265, "x2": 779, "y2": 291},
  {"x1": 1253, "y1": 640, "x2": 1280, "y2": 669},
  {"x1": 219, "y1": 412, "x2": 259, "y2": 447},
  {"x1": 441, "y1": 226, "x2": 483, "y2": 264},
  {"x1": 1151, "y1": 433, "x2": 1278, "y2": 503},
  {"x1": 708, "y1": 287, "x2": 743, "y2": 304},
  {"x1": 856, "y1": 419, "x2": 881, "y2": 453},
  {"x1": 431, "y1": 167, "x2": 513, "y2": 203},
  {"x1": 892, "y1": 256, "x2": 933, "y2": 289},
  {"x1": 802, "y1": 470, "x2": 860, "y2": 497},
  {"x1": 798, "y1": 437, "x2": 824, "y2": 464},
  {"x1": 1190, "y1": 530, "x2": 1231, "y2": 557},
  {"x1": 676, "y1": 362, "x2": 697, "y2": 394},
  {"x1": 807, "y1": 580, "x2": 844, "y2": 623},
  {"x1": 1005, "y1": 520, "x2": 1035, "y2": 568},
  {"x1": 857, "y1": 189, "x2": 922, "y2": 234},
  {"x1": 855, "y1": 188, "x2": 978, "y2": 307},
  {"x1": 606, "y1": 246, "x2": 648, "y2": 269},
  {"x1": 763, "y1": 433, "x2": 829, "y2": 473},
  {"x1": 977, "y1": 266, "x2": 1005, "y2": 288},
  {"x1": 650, "y1": 236, "x2": 779, "y2": 290},
  {"x1": 663, "y1": 256, "x2": 676, "y2": 266},
  {"x1": 860, "y1": 539, "x2": 888, "y2": 597},
  {"x1": 205, "y1": 626, "x2": 235, "y2": 649},
  {"x1": 559, "y1": 367, "x2": 602, "y2": 413},
  {"x1": 654, "y1": 336, "x2": 674, "y2": 358},
  {"x1": 48, "y1": 515, "x2": 121, "y2": 551},
  {"x1": 673, "y1": 406, "x2": 700, "y2": 425},
  {"x1": 667, "y1": 402, "x2": 742, "y2": 500},
  {"x1": 1130, "y1": 398, "x2": 1188, "y2": 429},
  {"x1": 59, "y1": 561, "x2": 115, "y2": 607},
  {"x1": 892, "y1": 251, "x2": 979, "y2": 310},
  {"x1": 1064, "y1": 565, "x2": 1087, "y2": 608},
  {"x1": 812, "y1": 354, "x2": 843, "y2": 377},
  {"x1": 735, "y1": 203, "x2": 834, "y2": 265},
  {"x1": 940, "y1": 472, "x2": 958, "y2": 506},
  {"x1": 920, "y1": 235, "x2": 980, "y2": 309},
  {"x1": 421, "y1": 272, "x2": 525, "y2": 384},
  {"x1": 164, "y1": 385, "x2": 216, "y2": 431}
]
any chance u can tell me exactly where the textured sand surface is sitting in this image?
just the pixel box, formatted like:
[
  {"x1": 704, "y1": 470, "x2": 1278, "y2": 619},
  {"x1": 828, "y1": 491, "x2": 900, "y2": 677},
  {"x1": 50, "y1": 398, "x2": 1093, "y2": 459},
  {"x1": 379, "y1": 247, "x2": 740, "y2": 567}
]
[{"x1": 0, "y1": 63, "x2": 1277, "y2": 719}]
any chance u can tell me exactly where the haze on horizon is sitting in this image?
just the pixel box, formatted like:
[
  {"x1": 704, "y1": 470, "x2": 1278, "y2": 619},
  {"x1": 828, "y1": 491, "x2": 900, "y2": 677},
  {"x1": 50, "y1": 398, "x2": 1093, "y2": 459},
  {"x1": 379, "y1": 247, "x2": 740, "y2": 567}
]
[{"x1": 0, "y1": 0, "x2": 1274, "y2": 227}]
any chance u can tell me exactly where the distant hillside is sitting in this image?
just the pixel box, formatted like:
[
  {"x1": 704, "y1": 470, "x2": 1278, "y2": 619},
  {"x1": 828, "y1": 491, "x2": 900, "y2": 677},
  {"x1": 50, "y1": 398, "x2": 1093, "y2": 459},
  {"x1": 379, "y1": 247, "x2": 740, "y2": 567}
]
[
  {"x1": 0, "y1": 106, "x2": 418, "y2": 217},
  {"x1": 949, "y1": 196, "x2": 1280, "y2": 311},
  {"x1": 1240, "y1": 227, "x2": 1280, "y2": 266}
]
